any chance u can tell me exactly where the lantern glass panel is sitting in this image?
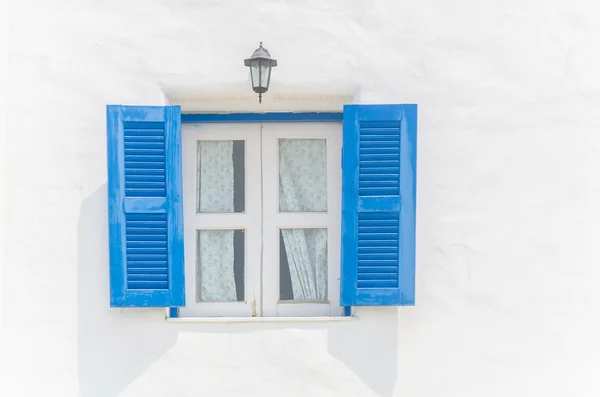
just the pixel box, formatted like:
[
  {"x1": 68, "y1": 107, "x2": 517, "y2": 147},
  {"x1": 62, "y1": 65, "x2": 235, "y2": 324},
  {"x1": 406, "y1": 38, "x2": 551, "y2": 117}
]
[
  {"x1": 260, "y1": 61, "x2": 271, "y2": 88},
  {"x1": 250, "y1": 59, "x2": 261, "y2": 89}
]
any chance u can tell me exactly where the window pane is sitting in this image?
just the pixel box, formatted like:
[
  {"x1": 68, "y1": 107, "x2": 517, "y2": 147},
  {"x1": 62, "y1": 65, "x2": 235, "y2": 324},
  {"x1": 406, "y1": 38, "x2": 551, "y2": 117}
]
[
  {"x1": 250, "y1": 59, "x2": 260, "y2": 88},
  {"x1": 279, "y1": 139, "x2": 327, "y2": 212},
  {"x1": 279, "y1": 228, "x2": 327, "y2": 301},
  {"x1": 197, "y1": 230, "x2": 244, "y2": 302},
  {"x1": 197, "y1": 140, "x2": 245, "y2": 213}
]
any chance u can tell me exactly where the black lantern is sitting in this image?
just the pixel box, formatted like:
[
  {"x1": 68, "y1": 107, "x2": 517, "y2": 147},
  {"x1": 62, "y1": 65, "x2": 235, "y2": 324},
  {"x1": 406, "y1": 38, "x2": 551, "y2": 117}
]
[{"x1": 244, "y1": 42, "x2": 277, "y2": 103}]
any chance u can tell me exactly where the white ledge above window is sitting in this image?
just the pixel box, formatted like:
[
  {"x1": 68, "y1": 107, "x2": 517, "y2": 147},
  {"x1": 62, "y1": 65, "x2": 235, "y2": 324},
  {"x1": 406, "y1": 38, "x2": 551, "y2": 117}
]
[{"x1": 163, "y1": 87, "x2": 356, "y2": 113}]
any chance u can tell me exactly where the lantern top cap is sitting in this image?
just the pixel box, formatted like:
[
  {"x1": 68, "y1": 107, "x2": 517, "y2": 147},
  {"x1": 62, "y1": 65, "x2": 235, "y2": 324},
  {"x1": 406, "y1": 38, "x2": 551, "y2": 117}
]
[{"x1": 244, "y1": 42, "x2": 278, "y2": 67}]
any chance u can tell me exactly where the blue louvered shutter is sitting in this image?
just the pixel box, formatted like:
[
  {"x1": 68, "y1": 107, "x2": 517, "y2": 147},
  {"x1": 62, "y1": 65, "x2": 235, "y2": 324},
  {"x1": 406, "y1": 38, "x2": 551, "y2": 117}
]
[
  {"x1": 107, "y1": 105, "x2": 185, "y2": 307},
  {"x1": 340, "y1": 104, "x2": 417, "y2": 306}
]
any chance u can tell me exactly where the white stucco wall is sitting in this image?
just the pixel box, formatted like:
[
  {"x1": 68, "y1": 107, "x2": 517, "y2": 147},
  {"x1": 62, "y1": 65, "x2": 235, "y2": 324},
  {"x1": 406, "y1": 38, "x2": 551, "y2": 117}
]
[
  {"x1": 2, "y1": 0, "x2": 600, "y2": 396},
  {"x1": 1, "y1": 0, "x2": 7, "y2": 339}
]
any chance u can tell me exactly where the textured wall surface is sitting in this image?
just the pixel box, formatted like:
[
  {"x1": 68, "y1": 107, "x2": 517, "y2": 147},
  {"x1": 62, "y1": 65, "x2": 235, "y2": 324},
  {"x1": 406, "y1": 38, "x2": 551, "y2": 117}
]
[{"x1": 2, "y1": 0, "x2": 600, "y2": 396}]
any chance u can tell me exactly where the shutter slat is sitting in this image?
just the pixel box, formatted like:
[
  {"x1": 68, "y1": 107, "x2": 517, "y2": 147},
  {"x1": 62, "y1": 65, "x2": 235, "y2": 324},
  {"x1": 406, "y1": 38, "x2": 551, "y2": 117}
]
[
  {"x1": 125, "y1": 162, "x2": 165, "y2": 169},
  {"x1": 128, "y1": 281, "x2": 169, "y2": 289},
  {"x1": 358, "y1": 253, "x2": 398, "y2": 260},
  {"x1": 127, "y1": 242, "x2": 167, "y2": 249},
  {"x1": 359, "y1": 188, "x2": 399, "y2": 196},
  {"x1": 125, "y1": 189, "x2": 167, "y2": 197},
  {"x1": 358, "y1": 232, "x2": 399, "y2": 240},
  {"x1": 359, "y1": 167, "x2": 399, "y2": 175},
  {"x1": 128, "y1": 274, "x2": 168, "y2": 281},
  {"x1": 125, "y1": 149, "x2": 167, "y2": 156},
  {"x1": 359, "y1": 148, "x2": 400, "y2": 155},
  {"x1": 360, "y1": 137, "x2": 400, "y2": 143},
  {"x1": 359, "y1": 160, "x2": 400, "y2": 167},
  {"x1": 356, "y1": 219, "x2": 397, "y2": 226},
  {"x1": 359, "y1": 180, "x2": 400, "y2": 188},
  {"x1": 126, "y1": 174, "x2": 166, "y2": 181},
  {"x1": 360, "y1": 120, "x2": 402, "y2": 128},
  {"x1": 359, "y1": 174, "x2": 398, "y2": 182},
  {"x1": 127, "y1": 235, "x2": 168, "y2": 241},
  {"x1": 125, "y1": 227, "x2": 167, "y2": 234},
  {"x1": 358, "y1": 247, "x2": 398, "y2": 254},
  {"x1": 124, "y1": 135, "x2": 165, "y2": 142},
  {"x1": 358, "y1": 240, "x2": 397, "y2": 247},
  {"x1": 357, "y1": 273, "x2": 398, "y2": 281},
  {"x1": 125, "y1": 155, "x2": 166, "y2": 163},
  {"x1": 128, "y1": 268, "x2": 168, "y2": 274},
  {"x1": 125, "y1": 182, "x2": 167, "y2": 189},
  {"x1": 124, "y1": 143, "x2": 165, "y2": 150},
  {"x1": 124, "y1": 129, "x2": 165, "y2": 136},
  {"x1": 360, "y1": 154, "x2": 398, "y2": 161},
  {"x1": 357, "y1": 280, "x2": 398, "y2": 288},
  {"x1": 127, "y1": 213, "x2": 166, "y2": 220},
  {"x1": 126, "y1": 261, "x2": 168, "y2": 267},
  {"x1": 360, "y1": 138, "x2": 400, "y2": 145},
  {"x1": 127, "y1": 248, "x2": 168, "y2": 254},
  {"x1": 127, "y1": 254, "x2": 168, "y2": 261},
  {"x1": 123, "y1": 121, "x2": 165, "y2": 129},
  {"x1": 358, "y1": 266, "x2": 398, "y2": 273},
  {"x1": 126, "y1": 220, "x2": 168, "y2": 227},
  {"x1": 360, "y1": 127, "x2": 401, "y2": 134},
  {"x1": 124, "y1": 168, "x2": 165, "y2": 175}
]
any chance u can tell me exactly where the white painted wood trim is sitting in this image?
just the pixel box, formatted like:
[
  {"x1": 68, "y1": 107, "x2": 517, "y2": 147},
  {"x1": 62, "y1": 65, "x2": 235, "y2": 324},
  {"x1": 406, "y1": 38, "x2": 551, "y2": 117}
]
[
  {"x1": 180, "y1": 122, "x2": 343, "y2": 319},
  {"x1": 166, "y1": 316, "x2": 354, "y2": 323},
  {"x1": 261, "y1": 123, "x2": 343, "y2": 317},
  {"x1": 180, "y1": 123, "x2": 263, "y2": 317},
  {"x1": 164, "y1": 89, "x2": 356, "y2": 113}
]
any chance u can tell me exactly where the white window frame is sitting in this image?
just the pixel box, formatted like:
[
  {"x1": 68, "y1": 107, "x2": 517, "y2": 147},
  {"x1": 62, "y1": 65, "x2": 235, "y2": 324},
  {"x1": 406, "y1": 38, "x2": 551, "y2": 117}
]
[
  {"x1": 261, "y1": 123, "x2": 343, "y2": 317},
  {"x1": 181, "y1": 123, "x2": 262, "y2": 317},
  {"x1": 180, "y1": 122, "x2": 342, "y2": 318}
]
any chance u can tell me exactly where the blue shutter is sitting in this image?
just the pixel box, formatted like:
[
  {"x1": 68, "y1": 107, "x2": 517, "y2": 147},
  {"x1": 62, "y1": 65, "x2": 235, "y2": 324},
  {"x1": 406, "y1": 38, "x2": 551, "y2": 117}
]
[
  {"x1": 107, "y1": 105, "x2": 185, "y2": 307},
  {"x1": 340, "y1": 104, "x2": 417, "y2": 306}
]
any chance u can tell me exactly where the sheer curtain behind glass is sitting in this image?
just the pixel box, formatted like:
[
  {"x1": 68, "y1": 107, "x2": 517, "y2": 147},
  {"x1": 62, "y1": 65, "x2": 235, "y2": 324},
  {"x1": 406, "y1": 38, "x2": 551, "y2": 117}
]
[
  {"x1": 279, "y1": 139, "x2": 328, "y2": 301},
  {"x1": 197, "y1": 141, "x2": 236, "y2": 302}
]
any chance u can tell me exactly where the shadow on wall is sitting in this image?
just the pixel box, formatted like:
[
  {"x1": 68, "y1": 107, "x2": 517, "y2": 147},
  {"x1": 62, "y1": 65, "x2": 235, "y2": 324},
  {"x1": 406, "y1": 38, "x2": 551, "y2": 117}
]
[
  {"x1": 328, "y1": 308, "x2": 399, "y2": 396},
  {"x1": 78, "y1": 185, "x2": 398, "y2": 397},
  {"x1": 167, "y1": 311, "x2": 399, "y2": 396},
  {"x1": 77, "y1": 185, "x2": 179, "y2": 397}
]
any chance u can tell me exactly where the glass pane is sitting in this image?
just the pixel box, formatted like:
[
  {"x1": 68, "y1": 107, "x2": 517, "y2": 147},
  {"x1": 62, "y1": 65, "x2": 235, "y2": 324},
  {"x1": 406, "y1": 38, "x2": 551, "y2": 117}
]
[
  {"x1": 279, "y1": 139, "x2": 327, "y2": 212},
  {"x1": 197, "y1": 140, "x2": 245, "y2": 213},
  {"x1": 259, "y1": 61, "x2": 271, "y2": 87},
  {"x1": 197, "y1": 229, "x2": 245, "y2": 302},
  {"x1": 279, "y1": 228, "x2": 328, "y2": 301},
  {"x1": 250, "y1": 60, "x2": 260, "y2": 89}
]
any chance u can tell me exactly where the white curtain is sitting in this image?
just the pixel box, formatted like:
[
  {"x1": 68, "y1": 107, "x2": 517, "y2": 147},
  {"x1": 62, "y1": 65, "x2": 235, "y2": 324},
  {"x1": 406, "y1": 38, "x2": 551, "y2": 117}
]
[
  {"x1": 279, "y1": 139, "x2": 328, "y2": 301},
  {"x1": 196, "y1": 141, "x2": 237, "y2": 302}
]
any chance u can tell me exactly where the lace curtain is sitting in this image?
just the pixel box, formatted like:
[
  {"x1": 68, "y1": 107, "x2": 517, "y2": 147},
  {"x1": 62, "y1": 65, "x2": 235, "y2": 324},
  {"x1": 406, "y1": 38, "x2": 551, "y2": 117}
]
[
  {"x1": 279, "y1": 139, "x2": 328, "y2": 301},
  {"x1": 197, "y1": 141, "x2": 237, "y2": 302}
]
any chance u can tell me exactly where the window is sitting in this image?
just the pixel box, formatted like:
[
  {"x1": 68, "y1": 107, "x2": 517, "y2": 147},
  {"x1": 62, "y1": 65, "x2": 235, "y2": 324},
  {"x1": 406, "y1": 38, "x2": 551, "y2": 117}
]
[
  {"x1": 181, "y1": 123, "x2": 342, "y2": 317},
  {"x1": 106, "y1": 105, "x2": 417, "y2": 317}
]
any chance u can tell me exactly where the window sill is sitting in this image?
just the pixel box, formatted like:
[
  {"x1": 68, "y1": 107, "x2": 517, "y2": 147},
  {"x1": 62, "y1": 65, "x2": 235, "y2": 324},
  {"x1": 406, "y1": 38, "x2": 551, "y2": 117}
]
[{"x1": 166, "y1": 316, "x2": 354, "y2": 323}]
